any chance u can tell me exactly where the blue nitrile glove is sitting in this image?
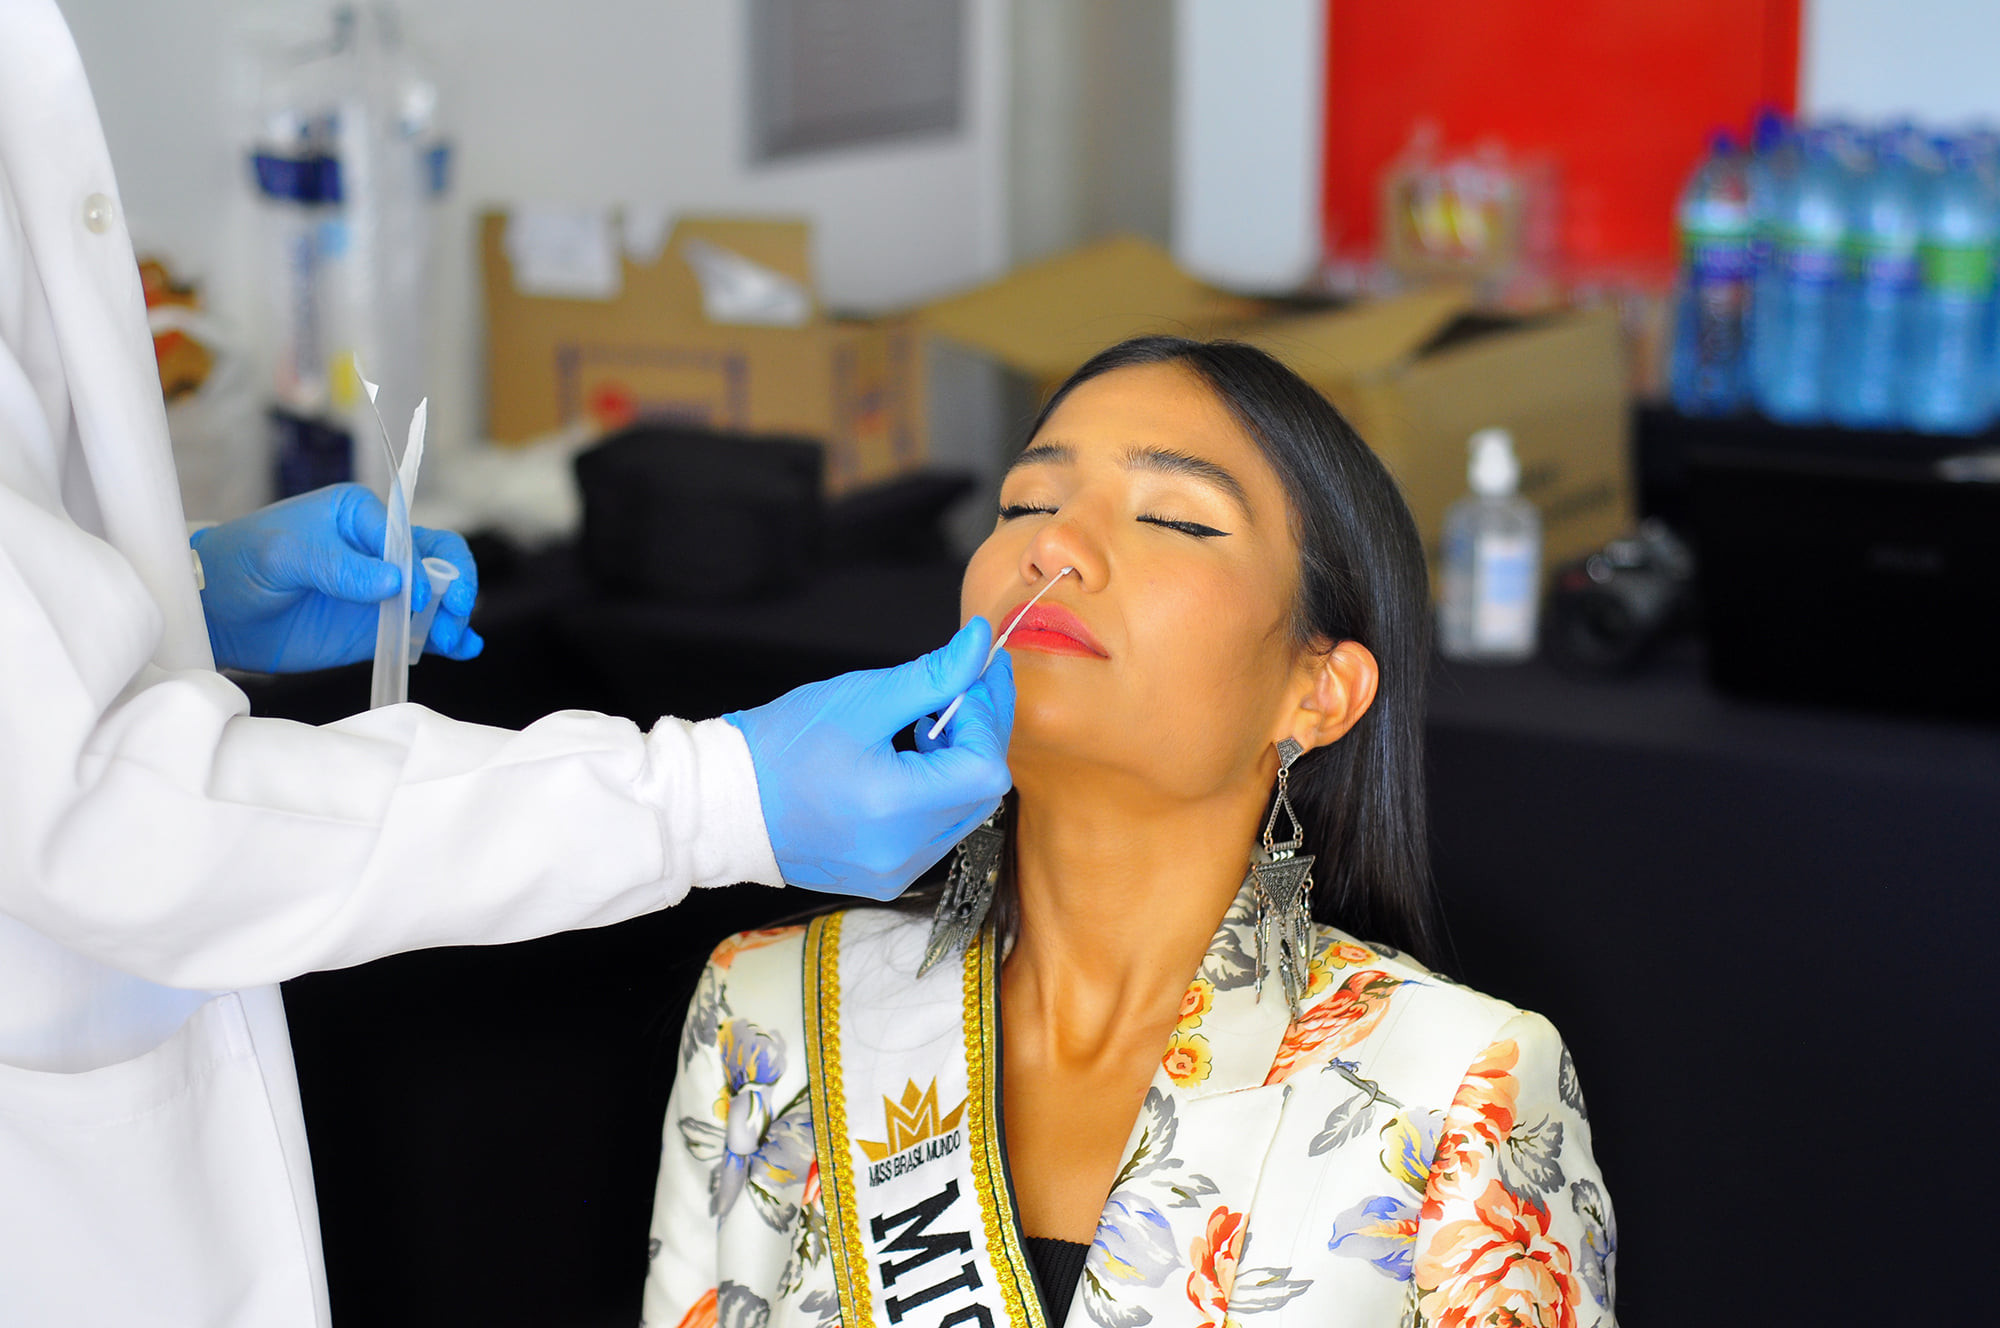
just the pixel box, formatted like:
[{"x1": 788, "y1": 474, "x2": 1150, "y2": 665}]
[
  {"x1": 191, "y1": 483, "x2": 484, "y2": 674},
  {"x1": 725, "y1": 618, "x2": 1016, "y2": 900}
]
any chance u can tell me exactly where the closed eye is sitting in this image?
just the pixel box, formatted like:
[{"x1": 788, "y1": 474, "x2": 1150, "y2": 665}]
[
  {"x1": 1000, "y1": 505, "x2": 1230, "y2": 538},
  {"x1": 1139, "y1": 515, "x2": 1231, "y2": 538}
]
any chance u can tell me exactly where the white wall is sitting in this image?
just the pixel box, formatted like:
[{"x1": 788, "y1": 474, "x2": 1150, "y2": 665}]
[
  {"x1": 56, "y1": 0, "x2": 1010, "y2": 451},
  {"x1": 1007, "y1": 0, "x2": 1085, "y2": 264},
  {"x1": 1802, "y1": 0, "x2": 2000, "y2": 125},
  {"x1": 1170, "y1": 0, "x2": 1324, "y2": 293},
  {"x1": 1009, "y1": 0, "x2": 1173, "y2": 266}
]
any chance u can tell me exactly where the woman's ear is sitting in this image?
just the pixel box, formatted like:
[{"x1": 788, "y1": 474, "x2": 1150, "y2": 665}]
[{"x1": 1285, "y1": 639, "x2": 1379, "y2": 751}]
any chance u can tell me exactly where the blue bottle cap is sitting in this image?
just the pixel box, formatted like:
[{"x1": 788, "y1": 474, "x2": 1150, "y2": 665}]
[{"x1": 1752, "y1": 107, "x2": 1790, "y2": 154}]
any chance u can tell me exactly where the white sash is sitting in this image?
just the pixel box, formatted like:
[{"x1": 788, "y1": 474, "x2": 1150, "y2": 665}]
[{"x1": 804, "y1": 910, "x2": 1050, "y2": 1328}]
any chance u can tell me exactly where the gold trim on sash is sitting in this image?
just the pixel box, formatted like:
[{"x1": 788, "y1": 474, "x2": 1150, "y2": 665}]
[
  {"x1": 806, "y1": 912, "x2": 1052, "y2": 1328},
  {"x1": 804, "y1": 912, "x2": 874, "y2": 1327},
  {"x1": 961, "y1": 928, "x2": 1051, "y2": 1328}
]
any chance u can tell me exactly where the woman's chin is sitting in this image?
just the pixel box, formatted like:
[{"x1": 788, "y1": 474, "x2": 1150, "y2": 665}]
[
  {"x1": 1006, "y1": 715, "x2": 1155, "y2": 796},
  {"x1": 1006, "y1": 723, "x2": 1105, "y2": 783}
]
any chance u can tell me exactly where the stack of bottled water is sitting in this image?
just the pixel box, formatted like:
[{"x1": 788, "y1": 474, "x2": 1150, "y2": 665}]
[{"x1": 1671, "y1": 110, "x2": 2000, "y2": 435}]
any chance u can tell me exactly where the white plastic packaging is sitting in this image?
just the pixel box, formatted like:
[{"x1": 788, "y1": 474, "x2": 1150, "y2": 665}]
[
  {"x1": 243, "y1": 4, "x2": 447, "y2": 500},
  {"x1": 153, "y1": 305, "x2": 266, "y2": 523},
  {"x1": 1438, "y1": 428, "x2": 1542, "y2": 664}
]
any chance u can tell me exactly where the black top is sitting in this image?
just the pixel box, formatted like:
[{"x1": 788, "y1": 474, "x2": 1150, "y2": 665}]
[{"x1": 1025, "y1": 1236, "x2": 1091, "y2": 1326}]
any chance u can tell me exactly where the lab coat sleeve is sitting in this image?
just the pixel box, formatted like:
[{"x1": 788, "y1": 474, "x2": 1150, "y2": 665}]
[{"x1": 0, "y1": 440, "x2": 784, "y2": 992}]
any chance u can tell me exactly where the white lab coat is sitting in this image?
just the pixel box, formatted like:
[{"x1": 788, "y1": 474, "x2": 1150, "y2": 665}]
[{"x1": 0, "y1": 5, "x2": 783, "y2": 1324}]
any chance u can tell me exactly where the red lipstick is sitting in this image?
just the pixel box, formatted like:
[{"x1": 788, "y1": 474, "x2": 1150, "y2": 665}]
[{"x1": 1002, "y1": 602, "x2": 1107, "y2": 657}]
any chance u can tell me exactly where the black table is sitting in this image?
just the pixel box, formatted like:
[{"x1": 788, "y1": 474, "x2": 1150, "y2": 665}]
[
  {"x1": 1427, "y1": 643, "x2": 2000, "y2": 1327},
  {"x1": 259, "y1": 557, "x2": 2000, "y2": 1327}
]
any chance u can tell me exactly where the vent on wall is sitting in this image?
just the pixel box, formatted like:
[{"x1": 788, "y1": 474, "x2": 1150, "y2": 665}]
[{"x1": 750, "y1": 0, "x2": 966, "y2": 160}]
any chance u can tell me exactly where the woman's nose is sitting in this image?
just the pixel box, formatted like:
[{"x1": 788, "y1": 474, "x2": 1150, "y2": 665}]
[{"x1": 1019, "y1": 509, "x2": 1105, "y2": 590}]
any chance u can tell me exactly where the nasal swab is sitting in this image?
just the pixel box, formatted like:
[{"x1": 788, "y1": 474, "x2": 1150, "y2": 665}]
[{"x1": 927, "y1": 567, "x2": 1074, "y2": 741}]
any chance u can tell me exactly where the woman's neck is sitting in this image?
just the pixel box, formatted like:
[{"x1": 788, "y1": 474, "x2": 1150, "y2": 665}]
[
  {"x1": 1004, "y1": 777, "x2": 1264, "y2": 1059},
  {"x1": 996, "y1": 768, "x2": 1271, "y2": 1243}
]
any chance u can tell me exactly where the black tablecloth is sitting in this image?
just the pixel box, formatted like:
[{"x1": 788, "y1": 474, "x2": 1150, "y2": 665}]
[{"x1": 1426, "y1": 644, "x2": 1999, "y2": 1326}]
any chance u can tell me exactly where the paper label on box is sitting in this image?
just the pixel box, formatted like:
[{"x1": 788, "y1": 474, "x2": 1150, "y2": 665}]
[
  {"x1": 621, "y1": 206, "x2": 673, "y2": 267},
  {"x1": 682, "y1": 238, "x2": 812, "y2": 327},
  {"x1": 505, "y1": 206, "x2": 623, "y2": 300}
]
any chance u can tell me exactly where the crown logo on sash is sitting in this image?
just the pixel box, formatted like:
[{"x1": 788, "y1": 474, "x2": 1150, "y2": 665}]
[{"x1": 856, "y1": 1078, "x2": 967, "y2": 1162}]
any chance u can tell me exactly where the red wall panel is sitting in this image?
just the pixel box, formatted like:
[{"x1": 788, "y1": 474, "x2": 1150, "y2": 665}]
[{"x1": 1322, "y1": 0, "x2": 1801, "y2": 270}]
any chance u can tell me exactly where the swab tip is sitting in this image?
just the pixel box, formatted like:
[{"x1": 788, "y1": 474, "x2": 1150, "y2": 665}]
[{"x1": 928, "y1": 565, "x2": 1078, "y2": 741}]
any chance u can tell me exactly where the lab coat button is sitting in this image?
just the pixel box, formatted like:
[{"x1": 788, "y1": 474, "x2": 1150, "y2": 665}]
[{"x1": 83, "y1": 193, "x2": 115, "y2": 234}]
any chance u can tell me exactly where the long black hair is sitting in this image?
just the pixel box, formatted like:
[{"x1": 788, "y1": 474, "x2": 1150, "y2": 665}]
[{"x1": 980, "y1": 335, "x2": 1443, "y2": 965}]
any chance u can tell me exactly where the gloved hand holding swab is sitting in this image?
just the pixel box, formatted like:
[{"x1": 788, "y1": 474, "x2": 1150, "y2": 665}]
[{"x1": 926, "y1": 566, "x2": 1074, "y2": 741}]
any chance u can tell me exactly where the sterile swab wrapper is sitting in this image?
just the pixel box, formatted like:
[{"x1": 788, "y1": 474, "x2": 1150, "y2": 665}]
[
  {"x1": 363, "y1": 365, "x2": 429, "y2": 709},
  {"x1": 926, "y1": 567, "x2": 1074, "y2": 741}
]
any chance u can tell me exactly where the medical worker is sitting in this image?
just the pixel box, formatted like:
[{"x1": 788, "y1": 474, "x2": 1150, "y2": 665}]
[{"x1": 0, "y1": 3, "x2": 1015, "y2": 1324}]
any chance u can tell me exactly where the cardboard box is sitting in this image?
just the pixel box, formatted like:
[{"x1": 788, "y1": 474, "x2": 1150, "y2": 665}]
[
  {"x1": 905, "y1": 235, "x2": 1271, "y2": 549},
  {"x1": 1236, "y1": 290, "x2": 1634, "y2": 576},
  {"x1": 482, "y1": 213, "x2": 925, "y2": 494},
  {"x1": 910, "y1": 244, "x2": 1630, "y2": 578},
  {"x1": 913, "y1": 235, "x2": 1268, "y2": 395},
  {"x1": 484, "y1": 217, "x2": 1631, "y2": 572}
]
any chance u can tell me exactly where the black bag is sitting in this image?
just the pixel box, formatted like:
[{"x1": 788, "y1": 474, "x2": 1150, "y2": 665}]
[{"x1": 574, "y1": 425, "x2": 823, "y2": 601}]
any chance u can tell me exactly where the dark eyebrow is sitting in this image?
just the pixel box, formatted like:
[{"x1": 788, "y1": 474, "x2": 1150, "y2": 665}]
[
  {"x1": 1006, "y1": 441, "x2": 1075, "y2": 472},
  {"x1": 1122, "y1": 445, "x2": 1252, "y2": 520}
]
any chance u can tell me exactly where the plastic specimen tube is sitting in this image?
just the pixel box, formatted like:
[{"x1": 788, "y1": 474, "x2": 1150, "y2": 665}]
[
  {"x1": 926, "y1": 567, "x2": 1074, "y2": 741},
  {"x1": 410, "y1": 556, "x2": 459, "y2": 663}
]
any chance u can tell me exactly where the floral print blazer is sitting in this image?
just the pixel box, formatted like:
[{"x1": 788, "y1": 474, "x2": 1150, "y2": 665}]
[{"x1": 643, "y1": 885, "x2": 1616, "y2": 1328}]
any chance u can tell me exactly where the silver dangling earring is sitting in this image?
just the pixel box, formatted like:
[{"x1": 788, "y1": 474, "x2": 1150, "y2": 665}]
[
  {"x1": 1249, "y1": 738, "x2": 1317, "y2": 1015},
  {"x1": 918, "y1": 807, "x2": 1006, "y2": 977}
]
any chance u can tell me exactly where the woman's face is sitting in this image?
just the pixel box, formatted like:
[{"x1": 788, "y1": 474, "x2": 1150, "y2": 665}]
[{"x1": 961, "y1": 361, "x2": 1314, "y2": 805}]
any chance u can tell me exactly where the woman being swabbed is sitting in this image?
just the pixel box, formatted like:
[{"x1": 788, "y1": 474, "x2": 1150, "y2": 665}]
[{"x1": 642, "y1": 338, "x2": 1617, "y2": 1328}]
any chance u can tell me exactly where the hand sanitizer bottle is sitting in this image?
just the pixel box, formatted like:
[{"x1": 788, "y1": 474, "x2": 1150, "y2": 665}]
[{"x1": 1439, "y1": 428, "x2": 1542, "y2": 663}]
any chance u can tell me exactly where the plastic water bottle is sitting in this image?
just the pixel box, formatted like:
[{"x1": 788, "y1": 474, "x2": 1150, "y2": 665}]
[
  {"x1": 1906, "y1": 139, "x2": 1998, "y2": 434},
  {"x1": 1975, "y1": 133, "x2": 2000, "y2": 413},
  {"x1": 1439, "y1": 428, "x2": 1542, "y2": 664},
  {"x1": 1671, "y1": 132, "x2": 1755, "y2": 416},
  {"x1": 1746, "y1": 108, "x2": 1795, "y2": 280},
  {"x1": 1829, "y1": 131, "x2": 1922, "y2": 428},
  {"x1": 1746, "y1": 109, "x2": 1796, "y2": 392},
  {"x1": 251, "y1": 108, "x2": 335, "y2": 415},
  {"x1": 1753, "y1": 129, "x2": 1847, "y2": 423}
]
